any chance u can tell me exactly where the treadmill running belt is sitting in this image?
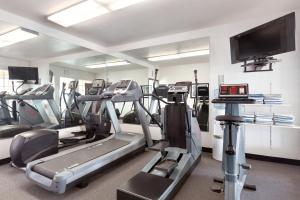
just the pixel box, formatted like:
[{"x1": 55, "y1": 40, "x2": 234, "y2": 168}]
[{"x1": 33, "y1": 138, "x2": 129, "y2": 179}]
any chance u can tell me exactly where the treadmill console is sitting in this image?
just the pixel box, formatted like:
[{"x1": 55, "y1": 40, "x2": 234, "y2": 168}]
[
  {"x1": 168, "y1": 86, "x2": 189, "y2": 94},
  {"x1": 114, "y1": 80, "x2": 132, "y2": 94},
  {"x1": 197, "y1": 83, "x2": 209, "y2": 97},
  {"x1": 167, "y1": 82, "x2": 191, "y2": 102},
  {"x1": 219, "y1": 84, "x2": 248, "y2": 98},
  {"x1": 92, "y1": 79, "x2": 105, "y2": 88},
  {"x1": 0, "y1": 91, "x2": 6, "y2": 96},
  {"x1": 68, "y1": 81, "x2": 78, "y2": 90},
  {"x1": 153, "y1": 84, "x2": 169, "y2": 98},
  {"x1": 27, "y1": 84, "x2": 51, "y2": 96}
]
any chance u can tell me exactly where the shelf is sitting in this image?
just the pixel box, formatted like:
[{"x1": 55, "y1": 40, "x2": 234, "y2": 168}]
[
  {"x1": 244, "y1": 123, "x2": 300, "y2": 129},
  {"x1": 242, "y1": 104, "x2": 290, "y2": 107}
]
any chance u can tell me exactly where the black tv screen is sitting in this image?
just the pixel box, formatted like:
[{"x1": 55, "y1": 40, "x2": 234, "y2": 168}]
[
  {"x1": 230, "y1": 12, "x2": 295, "y2": 64},
  {"x1": 8, "y1": 67, "x2": 39, "y2": 82}
]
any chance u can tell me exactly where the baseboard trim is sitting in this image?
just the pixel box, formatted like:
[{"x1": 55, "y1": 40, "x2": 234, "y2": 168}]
[
  {"x1": 0, "y1": 158, "x2": 10, "y2": 165},
  {"x1": 202, "y1": 147, "x2": 300, "y2": 166},
  {"x1": 202, "y1": 147, "x2": 213, "y2": 153}
]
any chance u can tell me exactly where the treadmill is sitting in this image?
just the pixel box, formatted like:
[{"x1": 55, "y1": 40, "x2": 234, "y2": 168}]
[
  {"x1": 26, "y1": 80, "x2": 153, "y2": 194},
  {"x1": 0, "y1": 84, "x2": 60, "y2": 162},
  {"x1": 9, "y1": 79, "x2": 111, "y2": 168}
]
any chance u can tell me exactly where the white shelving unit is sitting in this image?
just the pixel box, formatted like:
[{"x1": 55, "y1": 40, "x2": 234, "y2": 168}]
[{"x1": 242, "y1": 103, "x2": 300, "y2": 149}]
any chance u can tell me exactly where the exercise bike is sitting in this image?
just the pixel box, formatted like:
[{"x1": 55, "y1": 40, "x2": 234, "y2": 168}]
[{"x1": 211, "y1": 84, "x2": 256, "y2": 200}]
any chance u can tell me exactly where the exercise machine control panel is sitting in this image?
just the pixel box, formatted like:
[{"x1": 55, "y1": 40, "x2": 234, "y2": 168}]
[
  {"x1": 0, "y1": 91, "x2": 6, "y2": 97},
  {"x1": 219, "y1": 84, "x2": 248, "y2": 98},
  {"x1": 167, "y1": 82, "x2": 191, "y2": 103},
  {"x1": 92, "y1": 79, "x2": 105, "y2": 88},
  {"x1": 168, "y1": 86, "x2": 189, "y2": 94},
  {"x1": 114, "y1": 80, "x2": 132, "y2": 94},
  {"x1": 153, "y1": 84, "x2": 169, "y2": 98},
  {"x1": 27, "y1": 84, "x2": 52, "y2": 96},
  {"x1": 213, "y1": 84, "x2": 254, "y2": 104},
  {"x1": 68, "y1": 81, "x2": 78, "y2": 90}
]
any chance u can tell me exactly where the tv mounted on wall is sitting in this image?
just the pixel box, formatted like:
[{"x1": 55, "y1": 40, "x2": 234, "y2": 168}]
[
  {"x1": 8, "y1": 66, "x2": 39, "y2": 83},
  {"x1": 230, "y1": 12, "x2": 295, "y2": 65}
]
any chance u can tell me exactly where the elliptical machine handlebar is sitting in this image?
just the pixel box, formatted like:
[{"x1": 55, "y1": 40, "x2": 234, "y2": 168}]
[
  {"x1": 194, "y1": 69, "x2": 199, "y2": 116},
  {"x1": 153, "y1": 68, "x2": 162, "y2": 116}
]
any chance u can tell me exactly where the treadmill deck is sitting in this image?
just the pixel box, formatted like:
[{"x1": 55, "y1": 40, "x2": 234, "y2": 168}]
[{"x1": 33, "y1": 138, "x2": 129, "y2": 179}]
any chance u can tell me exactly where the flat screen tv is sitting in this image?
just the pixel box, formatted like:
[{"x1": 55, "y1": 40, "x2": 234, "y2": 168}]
[
  {"x1": 230, "y1": 12, "x2": 295, "y2": 64},
  {"x1": 8, "y1": 66, "x2": 39, "y2": 83}
]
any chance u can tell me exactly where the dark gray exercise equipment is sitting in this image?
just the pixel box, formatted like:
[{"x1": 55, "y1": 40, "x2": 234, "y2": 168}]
[{"x1": 117, "y1": 70, "x2": 202, "y2": 200}]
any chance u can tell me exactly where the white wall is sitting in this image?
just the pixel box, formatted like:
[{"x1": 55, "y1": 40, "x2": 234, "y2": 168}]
[
  {"x1": 0, "y1": 56, "x2": 30, "y2": 70},
  {"x1": 96, "y1": 67, "x2": 148, "y2": 85},
  {"x1": 0, "y1": 57, "x2": 46, "y2": 91},
  {"x1": 208, "y1": 10, "x2": 300, "y2": 159}
]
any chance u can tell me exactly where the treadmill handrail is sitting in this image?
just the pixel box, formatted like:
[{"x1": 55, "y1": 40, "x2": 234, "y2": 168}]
[{"x1": 77, "y1": 93, "x2": 112, "y2": 102}]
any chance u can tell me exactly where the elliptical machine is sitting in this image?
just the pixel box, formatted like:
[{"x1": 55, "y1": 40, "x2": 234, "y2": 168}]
[
  {"x1": 117, "y1": 69, "x2": 202, "y2": 200},
  {"x1": 211, "y1": 84, "x2": 256, "y2": 200},
  {"x1": 60, "y1": 81, "x2": 85, "y2": 128}
]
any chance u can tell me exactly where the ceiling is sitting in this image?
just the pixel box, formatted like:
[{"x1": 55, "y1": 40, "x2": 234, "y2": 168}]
[
  {"x1": 126, "y1": 37, "x2": 209, "y2": 58},
  {"x1": 51, "y1": 61, "x2": 143, "y2": 73},
  {"x1": 0, "y1": 0, "x2": 298, "y2": 72},
  {"x1": 0, "y1": 0, "x2": 299, "y2": 46},
  {"x1": 51, "y1": 37, "x2": 210, "y2": 71},
  {"x1": 0, "y1": 20, "x2": 88, "y2": 60}
]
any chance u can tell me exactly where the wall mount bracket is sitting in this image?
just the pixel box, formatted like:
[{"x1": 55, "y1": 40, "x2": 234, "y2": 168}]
[{"x1": 241, "y1": 57, "x2": 281, "y2": 73}]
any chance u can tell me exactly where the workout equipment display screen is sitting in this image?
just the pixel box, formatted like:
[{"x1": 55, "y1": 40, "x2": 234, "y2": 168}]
[
  {"x1": 191, "y1": 83, "x2": 209, "y2": 98},
  {"x1": 68, "y1": 81, "x2": 78, "y2": 90},
  {"x1": 219, "y1": 84, "x2": 248, "y2": 98},
  {"x1": 92, "y1": 79, "x2": 104, "y2": 88},
  {"x1": 8, "y1": 66, "x2": 39, "y2": 82},
  {"x1": 116, "y1": 80, "x2": 131, "y2": 89},
  {"x1": 230, "y1": 12, "x2": 295, "y2": 64}
]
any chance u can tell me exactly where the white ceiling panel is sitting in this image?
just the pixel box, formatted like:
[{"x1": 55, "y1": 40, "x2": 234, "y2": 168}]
[
  {"x1": 0, "y1": 0, "x2": 298, "y2": 46},
  {"x1": 125, "y1": 37, "x2": 209, "y2": 58}
]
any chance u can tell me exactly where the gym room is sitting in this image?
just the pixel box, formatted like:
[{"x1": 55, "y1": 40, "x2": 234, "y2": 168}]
[{"x1": 0, "y1": 0, "x2": 299, "y2": 200}]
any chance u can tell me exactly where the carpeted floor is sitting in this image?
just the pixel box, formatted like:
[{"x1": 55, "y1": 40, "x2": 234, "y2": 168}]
[{"x1": 0, "y1": 152, "x2": 299, "y2": 200}]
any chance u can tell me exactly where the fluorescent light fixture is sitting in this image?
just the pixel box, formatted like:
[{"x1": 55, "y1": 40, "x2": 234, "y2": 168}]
[
  {"x1": 147, "y1": 50, "x2": 210, "y2": 61},
  {"x1": 108, "y1": 0, "x2": 147, "y2": 10},
  {"x1": 85, "y1": 63, "x2": 107, "y2": 68},
  {"x1": 85, "y1": 61, "x2": 130, "y2": 68},
  {"x1": 0, "y1": 28, "x2": 38, "y2": 48},
  {"x1": 106, "y1": 61, "x2": 129, "y2": 66},
  {"x1": 48, "y1": 0, "x2": 110, "y2": 27}
]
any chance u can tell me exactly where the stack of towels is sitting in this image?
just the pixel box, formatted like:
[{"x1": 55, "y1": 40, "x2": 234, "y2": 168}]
[
  {"x1": 263, "y1": 94, "x2": 283, "y2": 104},
  {"x1": 249, "y1": 94, "x2": 283, "y2": 104},
  {"x1": 249, "y1": 94, "x2": 264, "y2": 104},
  {"x1": 273, "y1": 114, "x2": 295, "y2": 125},
  {"x1": 242, "y1": 113, "x2": 295, "y2": 125}
]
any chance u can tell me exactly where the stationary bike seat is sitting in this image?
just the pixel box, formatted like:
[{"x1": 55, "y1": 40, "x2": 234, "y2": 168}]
[{"x1": 215, "y1": 115, "x2": 244, "y2": 123}]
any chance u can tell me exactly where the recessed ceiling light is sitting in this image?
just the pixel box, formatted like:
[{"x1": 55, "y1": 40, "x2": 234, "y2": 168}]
[
  {"x1": 147, "y1": 50, "x2": 210, "y2": 61},
  {"x1": 85, "y1": 61, "x2": 130, "y2": 68},
  {"x1": 48, "y1": 0, "x2": 110, "y2": 27},
  {"x1": 0, "y1": 28, "x2": 38, "y2": 48},
  {"x1": 108, "y1": 0, "x2": 147, "y2": 10}
]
